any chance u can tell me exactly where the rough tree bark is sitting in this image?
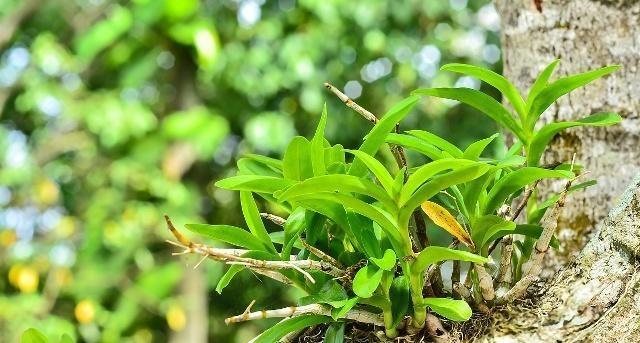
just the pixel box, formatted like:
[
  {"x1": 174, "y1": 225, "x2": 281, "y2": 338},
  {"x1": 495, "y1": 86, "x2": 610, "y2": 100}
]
[
  {"x1": 494, "y1": 0, "x2": 640, "y2": 266},
  {"x1": 463, "y1": 1, "x2": 640, "y2": 342}
]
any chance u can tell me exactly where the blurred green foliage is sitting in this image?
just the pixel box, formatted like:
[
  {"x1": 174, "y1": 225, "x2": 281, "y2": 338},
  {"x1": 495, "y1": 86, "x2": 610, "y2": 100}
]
[{"x1": 0, "y1": 0, "x2": 499, "y2": 342}]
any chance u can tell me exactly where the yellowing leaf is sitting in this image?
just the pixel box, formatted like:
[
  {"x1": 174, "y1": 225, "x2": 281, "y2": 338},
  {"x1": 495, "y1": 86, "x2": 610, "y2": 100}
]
[{"x1": 421, "y1": 201, "x2": 474, "y2": 249}]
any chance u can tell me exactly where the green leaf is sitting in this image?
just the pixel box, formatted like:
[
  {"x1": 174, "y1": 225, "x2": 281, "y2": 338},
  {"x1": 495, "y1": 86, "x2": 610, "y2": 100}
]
[
  {"x1": 370, "y1": 249, "x2": 396, "y2": 271},
  {"x1": 484, "y1": 168, "x2": 573, "y2": 214},
  {"x1": 240, "y1": 191, "x2": 277, "y2": 253},
  {"x1": 470, "y1": 215, "x2": 517, "y2": 249},
  {"x1": 386, "y1": 133, "x2": 444, "y2": 160},
  {"x1": 184, "y1": 224, "x2": 270, "y2": 251},
  {"x1": 423, "y1": 298, "x2": 472, "y2": 321},
  {"x1": 244, "y1": 153, "x2": 283, "y2": 171},
  {"x1": 527, "y1": 113, "x2": 622, "y2": 166},
  {"x1": 353, "y1": 264, "x2": 384, "y2": 298},
  {"x1": 278, "y1": 174, "x2": 396, "y2": 211},
  {"x1": 330, "y1": 297, "x2": 359, "y2": 320},
  {"x1": 290, "y1": 192, "x2": 405, "y2": 251},
  {"x1": 252, "y1": 315, "x2": 331, "y2": 343},
  {"x1": 59, "y1": 334, "x2": 74, "y2": 343},
  {"x1": 324, "y1": 323, "x2": 345, "y2": 343},
  {"x1": 401, "y1": 159, "x2": 477, "y2": 205},
  {"x1": 214, "y1": 250, "x2": 278, "y2": 293},
  {"x1": 463, "y1": 133, "x2": 499, "y2": 161},
  {"x1": 282, "y1": 207, "x2": 308, "y2": 259},
  {"x1": 311, "y1": 104, "x2": 328, "y2": 176},
  {"x1": 402, "y1": 163, "x2": 492, "y2": 212},
  {"x1": 526, "y1": 65, "x2": 620, "y2": 131},
  {"x1": 526, "y1": 60, "x2": 560, "y2": 109},
  {"x1": 346, "y1": 149, "x2": 394, "y2": 195},
  {"x1": 349, "y1": 96, "x2": 419, "y2": 176},
  {"x1": 412, "y1": 246, "x2": 488, "y2": 274},
  {"x1": 283, "y1": 136, "x2": 314, "y2": 181},
  {"x1": 21, "y1": 329, "x2": 49, "y2": 343},
  {"x1": 407, "y1": 130, "x2": 463, "y2": 158},
  {"x1": 413, "y1": 88, "x2": 527, "y2": 143},
  {"x1": 215, "y1": 175, "x2": 293, "y2": 194},
  {"x1": 389, "y1": 275, "x2": 410, "y2": 327},
  {"x1": 513, "y1": 224, "x2": 560, "y2": 249},
  {"x1": 441, "y1": 63, "x2": 527, "y2": 120},
  {"x1": 237, "y1": 158, "x2": 281, "y2": 177},
  {"x1": 347, "y1": 211, "x2": 382, "y2": 259}
]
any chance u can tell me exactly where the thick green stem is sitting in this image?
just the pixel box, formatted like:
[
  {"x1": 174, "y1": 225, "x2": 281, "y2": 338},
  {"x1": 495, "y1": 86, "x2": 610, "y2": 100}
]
[{"x1": 404, "y1": 261, "x2": 426, "y2": 328}]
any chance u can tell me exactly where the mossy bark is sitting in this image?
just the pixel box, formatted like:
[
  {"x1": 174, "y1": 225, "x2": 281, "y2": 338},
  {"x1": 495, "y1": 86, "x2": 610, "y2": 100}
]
[{"x1": 494, "y1": 0, "x2": 640, "y2": 269}]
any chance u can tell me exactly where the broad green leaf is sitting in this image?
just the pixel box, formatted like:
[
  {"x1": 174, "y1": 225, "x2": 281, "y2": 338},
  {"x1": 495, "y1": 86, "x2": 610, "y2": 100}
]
[
  {"x1": 311, "y1": 104, "x2": 328, "y2": 176},
  {"x1": 512, "y1": 224, "x2": 560, "y2": 249},
  {"x1": 346, "y1": 149, "x2": 394, "y2": 195},
  {"x1": 441, "y1": 63, "x2": 527, "y2": 120},
  {"x1": 527, "y1": 113, "x2": 622, "y2": 166},
  {"x1": 526, "y1": 60, "x2": 560, "y2": 109},
  {"x1": 463, "y1": 133, "x2": 499, "y2": 161},
  {"x1": 21, "y1": 329, "x2": 49, "y2": 343},
  {"x1": 353, "y1": 264, "x2": 384, "y2": 298},
  {"x1": 389, "y1": 275, "x2": 410, "y2": 327},
  {"x1": 59, "y1": 335, "x2": 74, "y2": 343},
  {"x1": 402, "y1": 163, "x2": 492, "y2": 212},
  {"x1": 252, "y1": 315, "x2": 331, "y2": 343},
  {"x1": 407, "y1": 130, "x2": 463, "y2": 158},
  {"x1": 278, "y1": 174, "x2": 396, "y2": 211},
  {"x1": 214, "y1": 250, "x2": 278, "y2": 293},
  {"x1": 282, "y1": 207, "x2": 307, "y2": 259},
  {"x1": 237, "y1": 158, "x2": 281, "y2": 177},
  {"x1": 421, "y1": 201, "x2": 474, "y2": 248},
  {"x1": 240, "y1": 191, "x2": 277, "y2": 253},
  {"x1": 413, "y1": 88, "x2": 527, "y2": 143},
  {"x1": 330, "y1": 297, "x2": 359, "y2": 320},
  {"x1": 293, "y1": 192, "x2": 404, "y2": 250},
  {"x1": 526, "y1": 65, "x2": 620, "y2": 131},
  {"x1": 349, "y1": 96, "x2": 419, "y2": 176},
  {"x1": 370, "y1": 249, "x2": 396, "y2": 271},
  {"x1": 484, "y1": 168, "x2": 573, "y2": 214},
  {"x1": 216, "y1": 265, "x2": 243, "y2": 293},
  {"x1": 470, "y1": 215, "x2": 516, "y2": 250},
  {"x1": 400, "y1": 159, "x2": 476, "y2": 205},
  {"x1": 244, "y1": 153, "x2": 283, "y2": 171},
  {"x1": 347, "y1": 211, "x2": 382, "y2": 258},
  {"x1": 386, "y1": 133, "x2": 444, "y2": 160},
  {"x1": 412, "y1": 246, "x2": 488, "y2": 274},
  {"x1": 184, "y1": 224, "x2": 270, "y2": 251},
  {"x1": 324, "y1": 323, "x2": 345, "y2": 343},
  {"x1": 423, "y1": 298, "x2": 472, "y2": 321},
  {"x1": 325, "y1": 144, "x2": 345, "y2": 166},
  {"x1": 283, "y1": 136, "x2": 314, "y2": 181},
  {"x1": 300, "y1": 280, "x2": 348, "y2": 307},
  {"x1": 215, "y1": 175, "x2": 293, "y2": 194}
]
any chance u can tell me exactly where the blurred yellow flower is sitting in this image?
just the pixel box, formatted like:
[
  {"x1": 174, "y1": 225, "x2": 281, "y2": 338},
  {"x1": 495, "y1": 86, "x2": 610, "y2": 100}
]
[
  {"x1": 35, "y1": 177, "x2": 60, "y2": 206},
  {"x1": 75, "y1": 299, "x2": 96, "y2": 324},
  {"x1": 166, "y1": 304, "x2": 186, "y2": 332},
  {"x1": 0, "y1": 230, "x2": 17, "y2": 247},
  {"x1": 9, "y1": 265, "x2": 39, "y2": 293}
]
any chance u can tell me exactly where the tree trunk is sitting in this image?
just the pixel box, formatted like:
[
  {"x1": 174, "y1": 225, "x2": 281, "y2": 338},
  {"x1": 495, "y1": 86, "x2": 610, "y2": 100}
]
[
  {"x1": 461, "y1": 1, "x2": 640, "y2": 341},
  {"x1": 494, "y1": 0, "x2": 640, "y2": 268}
]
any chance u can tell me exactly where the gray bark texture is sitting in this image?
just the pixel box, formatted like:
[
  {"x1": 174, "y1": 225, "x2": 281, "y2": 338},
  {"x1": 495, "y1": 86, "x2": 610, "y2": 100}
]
[
  {"x1": 476, "y1": 175, "x2": 640, "y2": 342},
  {"x1": 494, "y1": 0, "x2": 640, "y2": 267},
  {"x1": 465, "y1": 1, "x2": 640, "y2": 341}
]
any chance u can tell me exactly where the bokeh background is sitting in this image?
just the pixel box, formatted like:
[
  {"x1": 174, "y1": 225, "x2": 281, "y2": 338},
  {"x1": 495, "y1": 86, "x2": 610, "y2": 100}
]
[{"x1": 0, "y1": 0, "x2": 501, "y2": 342}]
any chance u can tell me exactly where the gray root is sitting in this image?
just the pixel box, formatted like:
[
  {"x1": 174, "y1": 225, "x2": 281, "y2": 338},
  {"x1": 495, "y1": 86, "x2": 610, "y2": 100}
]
[{"x1": 226, "y1": 303, "x2": 385, "y2": 327}]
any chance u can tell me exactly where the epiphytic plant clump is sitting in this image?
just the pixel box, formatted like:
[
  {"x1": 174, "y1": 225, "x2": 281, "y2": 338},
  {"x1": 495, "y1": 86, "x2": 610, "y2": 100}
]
[{"x1": 165, "y1": 61, "x2": 620, "y2": 342}]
